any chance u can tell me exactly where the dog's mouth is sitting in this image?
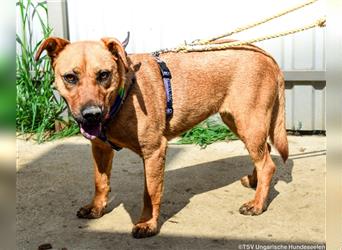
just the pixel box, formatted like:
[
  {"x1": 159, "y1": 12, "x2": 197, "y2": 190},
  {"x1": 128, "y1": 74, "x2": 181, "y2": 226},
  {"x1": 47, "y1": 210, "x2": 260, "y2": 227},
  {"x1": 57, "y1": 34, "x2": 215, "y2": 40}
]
[{"x1": 79, "y1": 122, "x2": 102, "y2": 140}]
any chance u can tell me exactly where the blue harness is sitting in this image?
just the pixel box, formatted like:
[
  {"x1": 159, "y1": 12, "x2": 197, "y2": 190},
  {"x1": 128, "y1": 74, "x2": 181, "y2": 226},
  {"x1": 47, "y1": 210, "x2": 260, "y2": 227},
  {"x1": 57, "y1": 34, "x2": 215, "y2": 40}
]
[
  {"x1": 153, "y1": 54, "x2": 174, "y2": 118},
  {"x1": 98, "y1": 55, "x2": 174, "y2": 151}
]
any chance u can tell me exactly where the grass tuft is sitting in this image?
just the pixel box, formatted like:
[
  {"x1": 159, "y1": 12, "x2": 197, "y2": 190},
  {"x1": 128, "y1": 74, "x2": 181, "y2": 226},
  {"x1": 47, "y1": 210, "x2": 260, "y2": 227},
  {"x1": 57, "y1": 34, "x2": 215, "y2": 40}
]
[{"x1": 177, "y1": 119, "x2": 238, "y2": 148}]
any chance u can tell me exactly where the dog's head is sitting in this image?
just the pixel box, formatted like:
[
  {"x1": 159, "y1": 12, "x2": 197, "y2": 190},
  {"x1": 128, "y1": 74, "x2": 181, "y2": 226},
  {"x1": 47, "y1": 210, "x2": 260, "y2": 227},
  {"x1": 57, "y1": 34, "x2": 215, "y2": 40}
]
[{"x1": 35, "y1": 34, "x2": 130, "y2": 140}]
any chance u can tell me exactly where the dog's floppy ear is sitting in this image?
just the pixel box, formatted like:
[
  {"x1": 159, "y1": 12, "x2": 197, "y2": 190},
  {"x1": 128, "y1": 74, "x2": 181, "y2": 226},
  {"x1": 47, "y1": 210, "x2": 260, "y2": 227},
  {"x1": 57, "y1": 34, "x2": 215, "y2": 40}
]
[
  {"x1": 101, "y1": 37, "x2": 129, "y2": 72},
  {"x1": 35, "y1": 37, "x2": 70, "y2": 63}
]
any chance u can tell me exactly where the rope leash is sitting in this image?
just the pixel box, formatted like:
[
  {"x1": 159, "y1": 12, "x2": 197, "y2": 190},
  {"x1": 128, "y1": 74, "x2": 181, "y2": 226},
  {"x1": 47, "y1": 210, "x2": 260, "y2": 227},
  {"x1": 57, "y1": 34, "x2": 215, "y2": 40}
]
[
  {"x1": 153, "y1": 0, "x2": 325, "y2": 54},
  {"x1": 176, "y1": 17, "x2": 326, "y2": 53},
  {"x1": 191, "y1": 0, "x2": 319, "y2": 45}
]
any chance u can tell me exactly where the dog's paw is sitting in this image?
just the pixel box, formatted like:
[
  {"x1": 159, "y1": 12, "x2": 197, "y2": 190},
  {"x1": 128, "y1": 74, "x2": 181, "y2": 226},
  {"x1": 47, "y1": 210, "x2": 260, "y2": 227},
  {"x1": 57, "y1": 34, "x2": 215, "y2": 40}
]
[
  {"x1": 76, "y1": 205, "x2": 104, "y2": 219},
  {"x1": 240, "y1": 175, "x2": 257, "y2": 189},
  {"x1": 132, "y1": 222, "x2": 158, "y2": 238},
  {"x1": 239, "y1": 200, "x2": 264, "y2": 216}
]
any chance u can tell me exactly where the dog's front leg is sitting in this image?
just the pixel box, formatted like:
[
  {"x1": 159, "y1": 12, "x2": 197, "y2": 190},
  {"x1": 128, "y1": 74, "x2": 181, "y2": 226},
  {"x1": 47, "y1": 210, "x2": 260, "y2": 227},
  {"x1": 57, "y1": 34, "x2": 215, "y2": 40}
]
[
  {"x1": 77, "y1": 141, "x2": 114, "y2": 219},
  {"x1": 132, "y1": 138, "x2": 167, "y2": 238}
]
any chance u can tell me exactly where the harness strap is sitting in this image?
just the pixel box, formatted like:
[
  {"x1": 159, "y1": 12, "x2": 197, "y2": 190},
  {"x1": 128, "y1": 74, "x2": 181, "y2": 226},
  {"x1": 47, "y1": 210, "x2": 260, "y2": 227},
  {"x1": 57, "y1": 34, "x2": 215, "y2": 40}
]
[
  {"x1": 98, "y1": 133, "x2": 123, "y2": 151},
  {"x1": 153, "y1": 54, "x2": 174, "y2": 118},
  {"x1": 108, "y1": 87, "x2": 125, "y2": 119}
]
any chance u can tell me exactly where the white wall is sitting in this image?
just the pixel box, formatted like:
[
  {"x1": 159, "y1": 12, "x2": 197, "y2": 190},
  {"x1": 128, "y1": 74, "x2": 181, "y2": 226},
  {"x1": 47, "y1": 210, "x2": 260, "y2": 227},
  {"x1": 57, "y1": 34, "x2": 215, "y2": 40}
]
[{"x1": 67, "y1": 0, "x2": 325, "y2": 71}]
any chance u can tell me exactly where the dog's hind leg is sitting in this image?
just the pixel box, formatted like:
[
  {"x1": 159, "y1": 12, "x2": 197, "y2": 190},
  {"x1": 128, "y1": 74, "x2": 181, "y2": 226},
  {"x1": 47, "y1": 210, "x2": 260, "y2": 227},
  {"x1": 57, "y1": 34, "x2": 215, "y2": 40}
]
[
  {"x1": 239, "y1": 140, "x2": 276, "y2": 215},
  {"x1": 239, "y1": 142, "x2": 272, "y2": 189},
  {"x1": 132, "y1": 137, "x2": 168, "y2": 238},
  {"x1": 77, "y1": 140, "x2": 114, "y2": 219},
  {"x1": 239, "y1": 113, "x2": 275, "y2": 215},
  {"x1": 220, "y1": 113, "x2": 271, "y2": 189},
  {"x1": 221, "y1": 109, "x2": 276, "y2": 215}
]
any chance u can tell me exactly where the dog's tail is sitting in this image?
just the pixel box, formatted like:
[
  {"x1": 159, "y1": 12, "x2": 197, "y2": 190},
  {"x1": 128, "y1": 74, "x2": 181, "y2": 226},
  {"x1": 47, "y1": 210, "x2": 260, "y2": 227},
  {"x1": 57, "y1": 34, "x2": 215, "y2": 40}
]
[{"x1": 269, "y1": 72, "x2": 288, "y2": 162}]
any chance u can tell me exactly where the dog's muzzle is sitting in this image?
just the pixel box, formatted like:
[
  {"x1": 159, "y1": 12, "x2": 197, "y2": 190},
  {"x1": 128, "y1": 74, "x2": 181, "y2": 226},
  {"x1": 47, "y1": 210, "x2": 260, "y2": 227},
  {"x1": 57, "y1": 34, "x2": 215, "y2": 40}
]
[
  {"x1": 79, "y1": 105, "x2": 103, "y2": 140},
  {"x1": 81, "y1": 106, "x2": 102, "y2": 123}
]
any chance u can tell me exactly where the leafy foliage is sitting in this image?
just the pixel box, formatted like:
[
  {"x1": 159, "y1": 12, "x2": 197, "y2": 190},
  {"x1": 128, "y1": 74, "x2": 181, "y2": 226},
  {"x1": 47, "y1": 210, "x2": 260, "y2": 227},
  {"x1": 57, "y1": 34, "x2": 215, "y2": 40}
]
[
  {"x1": 177, "y1": 119, "x2": 238, "y2": 148},
  {"x1": 16, "y1": 0, "x2": 79, "y2": 142}
]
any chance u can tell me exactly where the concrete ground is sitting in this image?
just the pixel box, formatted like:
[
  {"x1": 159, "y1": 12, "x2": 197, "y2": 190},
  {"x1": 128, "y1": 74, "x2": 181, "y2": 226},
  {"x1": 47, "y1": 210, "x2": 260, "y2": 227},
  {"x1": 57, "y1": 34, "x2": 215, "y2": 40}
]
[{"x1": 16, "y1": 135, "x2": 325, "y2": 250}]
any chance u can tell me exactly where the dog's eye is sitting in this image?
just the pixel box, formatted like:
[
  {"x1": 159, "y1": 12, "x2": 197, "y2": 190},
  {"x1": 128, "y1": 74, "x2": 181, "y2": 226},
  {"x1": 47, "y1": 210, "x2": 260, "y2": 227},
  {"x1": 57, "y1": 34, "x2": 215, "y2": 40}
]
[
  {"x1": 63, "y1": 73, "x2": 78, "y2": 84},
  {"x1": 97, "y1": 71, "x2": 110, "y2": 82}
]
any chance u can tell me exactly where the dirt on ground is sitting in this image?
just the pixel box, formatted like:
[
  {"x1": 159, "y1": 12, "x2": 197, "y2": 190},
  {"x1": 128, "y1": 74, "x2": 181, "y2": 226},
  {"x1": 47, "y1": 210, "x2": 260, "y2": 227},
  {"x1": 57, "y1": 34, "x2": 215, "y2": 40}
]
[{"x1": 16, "y1": 135, "x2": 325, "y2": 250}]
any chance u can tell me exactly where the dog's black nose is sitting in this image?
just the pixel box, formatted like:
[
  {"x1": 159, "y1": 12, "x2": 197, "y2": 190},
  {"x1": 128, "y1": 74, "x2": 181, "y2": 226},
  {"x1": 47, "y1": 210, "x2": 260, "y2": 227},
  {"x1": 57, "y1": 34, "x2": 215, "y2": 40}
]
[{"x1": 81, "y1": 106, "x2": 102, "y2": 123}]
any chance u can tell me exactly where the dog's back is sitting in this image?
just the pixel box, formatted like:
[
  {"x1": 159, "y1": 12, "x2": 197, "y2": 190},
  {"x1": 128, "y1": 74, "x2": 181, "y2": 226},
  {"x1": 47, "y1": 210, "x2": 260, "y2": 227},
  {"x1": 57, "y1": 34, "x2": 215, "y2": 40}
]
[{"x1": 128, "y1": 47, "x2": 285, "y2": 146}]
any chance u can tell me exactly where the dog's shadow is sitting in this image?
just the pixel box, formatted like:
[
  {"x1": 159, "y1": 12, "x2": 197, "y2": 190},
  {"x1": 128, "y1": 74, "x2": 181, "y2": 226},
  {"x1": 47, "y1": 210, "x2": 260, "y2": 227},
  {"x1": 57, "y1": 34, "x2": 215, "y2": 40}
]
[
  {"x1": 105, "y1": 146, "x2": 294, "y2": 229},
  {"x1": 17, "y1": 141, "x2": 294, "y2": 236}
]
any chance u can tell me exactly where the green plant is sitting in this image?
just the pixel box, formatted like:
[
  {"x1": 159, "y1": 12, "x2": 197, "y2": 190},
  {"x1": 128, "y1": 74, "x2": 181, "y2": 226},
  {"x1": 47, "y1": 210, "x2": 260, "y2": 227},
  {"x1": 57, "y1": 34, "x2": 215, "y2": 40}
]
[
  {"x1": 16, "y1": 0, "x2": 79, "y2": 142},
  {"x1": 177, "y1": 119, "x2": 238, "y2": 148}
]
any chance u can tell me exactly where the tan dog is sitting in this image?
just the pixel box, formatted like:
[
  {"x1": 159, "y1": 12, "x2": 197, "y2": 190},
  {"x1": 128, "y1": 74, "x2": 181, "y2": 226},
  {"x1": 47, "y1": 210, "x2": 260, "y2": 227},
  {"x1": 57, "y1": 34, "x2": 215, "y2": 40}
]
[{"x1": 36, "y1": 35, "x2": 288, "y2": 238}]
